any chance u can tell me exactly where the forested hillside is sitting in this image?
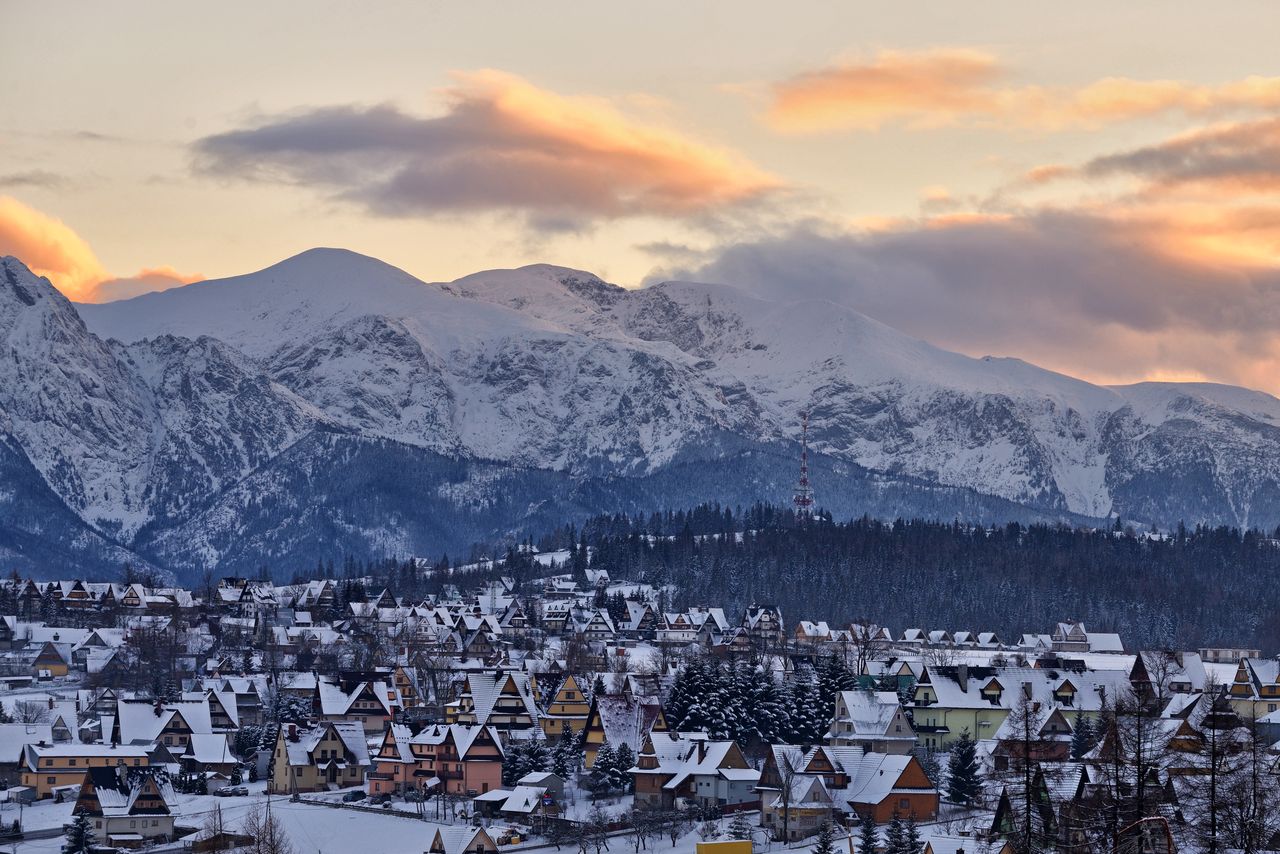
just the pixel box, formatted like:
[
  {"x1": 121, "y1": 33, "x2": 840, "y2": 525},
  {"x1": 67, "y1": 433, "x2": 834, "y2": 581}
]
[{"x1": 552, "y1": 506, "x2": 1280, "y2": 652}]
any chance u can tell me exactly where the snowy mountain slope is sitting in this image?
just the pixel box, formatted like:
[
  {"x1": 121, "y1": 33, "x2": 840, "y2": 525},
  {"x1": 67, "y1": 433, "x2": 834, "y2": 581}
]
[{"x1": 4, "y1": 246, "x2": 1280, "y2": 579}]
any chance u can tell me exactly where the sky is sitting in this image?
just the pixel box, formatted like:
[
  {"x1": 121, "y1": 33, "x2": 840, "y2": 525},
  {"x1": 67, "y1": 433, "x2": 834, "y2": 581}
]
[{"x1": 3, "y1": 2, "x2": 1280, "y2": 391}]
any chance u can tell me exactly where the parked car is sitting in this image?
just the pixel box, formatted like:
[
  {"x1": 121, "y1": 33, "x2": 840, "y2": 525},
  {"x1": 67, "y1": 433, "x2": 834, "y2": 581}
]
[
  {"x1": 341, "y1": 790, "x2": 366, "y2": 803},
  {"x1": 215, "y1": 786, "x2": 249, "y2": 797}
]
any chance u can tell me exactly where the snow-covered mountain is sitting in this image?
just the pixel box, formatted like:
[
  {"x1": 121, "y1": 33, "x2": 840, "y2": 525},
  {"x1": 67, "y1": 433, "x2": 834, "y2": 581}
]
[{"x1": 4, "y1": 248, "x2": 1280, "y2": 579}]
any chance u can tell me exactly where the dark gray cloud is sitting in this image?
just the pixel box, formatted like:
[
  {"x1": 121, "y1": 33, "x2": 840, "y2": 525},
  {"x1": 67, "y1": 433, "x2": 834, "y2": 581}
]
[
  {"x1": 0, "y1": 170, "x2": 68, "y2": 190},
  {"x1": 192, "y1": 72, "x2": 780, "y2": 231},
  {"x1": 668, "y1": 211, "x2": 1280, "y2": 388},
  {"x1": 1084, "y1": 117, "x2": 1280, "y2": 188}
]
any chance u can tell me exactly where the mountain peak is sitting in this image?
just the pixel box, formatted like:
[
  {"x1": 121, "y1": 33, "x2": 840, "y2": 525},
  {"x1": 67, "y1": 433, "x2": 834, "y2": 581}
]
[{"x1": 1, "y1": 256, "x2": 63, "y2": 311}]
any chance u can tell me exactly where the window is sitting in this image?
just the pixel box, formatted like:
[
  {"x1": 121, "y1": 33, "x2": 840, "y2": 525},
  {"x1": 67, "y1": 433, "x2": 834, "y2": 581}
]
[
  {"x1": 899, "y1": 799, "x2": 910, "y2": 811},
  {"x1": 47, "y1": 777, "x2": 55, "y2": 784},
  {"x1": 69, "y1": 759, "x2": 76, "y2": 766}
]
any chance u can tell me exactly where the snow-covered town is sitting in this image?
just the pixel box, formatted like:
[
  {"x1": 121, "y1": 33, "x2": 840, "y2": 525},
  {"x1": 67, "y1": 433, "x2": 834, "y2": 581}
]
[{"x1": 0, "y1": 559, "x2": 1275, "y2": 854}]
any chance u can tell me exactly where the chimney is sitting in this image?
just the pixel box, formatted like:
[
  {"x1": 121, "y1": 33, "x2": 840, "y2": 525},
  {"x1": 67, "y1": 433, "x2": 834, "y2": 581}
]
[
  {"x1": 957, "y1": 664, "x2": 968, "y2": 691},
  {"x1": 287, "y1": 723, "x2": 299, "y2": 742}
]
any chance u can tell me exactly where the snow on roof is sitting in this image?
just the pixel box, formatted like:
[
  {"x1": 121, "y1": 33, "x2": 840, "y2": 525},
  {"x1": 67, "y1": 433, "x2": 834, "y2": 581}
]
[{"x1": 182, "y1": 734, "x2": 234, "y2": 765}]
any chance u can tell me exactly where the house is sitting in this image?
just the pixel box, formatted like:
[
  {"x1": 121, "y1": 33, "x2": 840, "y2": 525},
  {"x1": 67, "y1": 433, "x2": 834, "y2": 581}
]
[
  {"x1": 762, "y1": 775, "x2": 835, "y2": 841},
  {"x1": 1130, "y1": 651, "x2": 1207, "y2": 703},
  {"x1": 633, "y1": 732, "x2": 760, "y2": 810},
  {"x1": 32, "y1": 640, "x2": 72, "y2": 678},
  {"x1": 316, "y1": 678, "x2": 395, "y2": 734},
  {"x1": 446, "y1": 672, "x2": 539, "y2": 731},
  {"x1": 269, "y1": 721, "x2": 370, "y2": 794},
  {"x1": 910, "y1": 665, "x2": 1129, "y2": 750},
  {"x1": 1227, "y1": 658, "x2": 1280, "y2": 718},
  {"x1": 826, "y1": 690, "x2": 917, "y2": 754},
  {"x1": 21, "y1": 743, "x2": 155, "y2": 799},
  {"x1": 180, "y1": 734, "x2": 239, "y2": 777},
  {"x1": 472, "y1": 784, "x2": 556, "y2": 820},
  {"x1": 73, "y1": 766, "x2": 176, "y2": 848},
  {"x1": 114, "y1": 699, "x2": 215, "y2": 752},
  {"x1": 368, "y1": 723, "x2": 504, "y2": 798},
  {"x1": 1049, "y1": 621, "x2": 1124, "y2": 654},
  {"x1": 582, "y1": 694, "x2": 667, "y2": 767},
  {"x1": 538, "y1": 674, "x2": 591, "y2": 739},
  {"x1": 759, "y1": 745, "x2": 939, "y2": 828},
  {"x1": 741, "y1": 605, "x2": 785, "y2": 650},
  {"x1": 426, "y1": 826, "x2": 498, "y2": 854}
]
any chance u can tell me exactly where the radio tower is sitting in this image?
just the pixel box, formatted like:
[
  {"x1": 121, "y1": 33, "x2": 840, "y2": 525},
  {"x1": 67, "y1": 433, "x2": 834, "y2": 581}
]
[{"x1": 793, "y1": 410, "x2": 814, "y2": 520}]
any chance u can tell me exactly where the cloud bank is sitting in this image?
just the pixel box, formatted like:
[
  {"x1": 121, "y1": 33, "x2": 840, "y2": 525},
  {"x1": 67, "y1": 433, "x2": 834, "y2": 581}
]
[
  {"x1": 670, "y1": 210, "x2": 1280, "y2": 393},
  {"x1": 766, "y1": 50, "x2": 1280, "y2": 133},
  {"x1": 195, "y1": 70, "x2": 783, "y2": 230}
]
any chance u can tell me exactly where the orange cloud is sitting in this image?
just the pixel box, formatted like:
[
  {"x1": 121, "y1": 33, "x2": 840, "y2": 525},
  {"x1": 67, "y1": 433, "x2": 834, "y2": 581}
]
[
  {"x1": 195, "y1": 70, "x2": 784, "y2": 229},
  {"x1": 765, "y1": 50, "x2": 1280, "y2": 133},
  {"x1": 767, "y1": 49, "x2": 1002, "y2": 132},
  {"x1": 0, "y1": 196, "x2": 199, "y2": 302},
  {"x1": 0, "y1": 196, "x2": 107, "y2": 300}
]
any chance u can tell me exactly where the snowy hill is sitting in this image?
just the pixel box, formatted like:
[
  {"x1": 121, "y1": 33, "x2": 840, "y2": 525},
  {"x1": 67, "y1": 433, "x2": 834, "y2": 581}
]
[{"x1": 3, "y1": 248, "x2": 1280, "y2": 578}]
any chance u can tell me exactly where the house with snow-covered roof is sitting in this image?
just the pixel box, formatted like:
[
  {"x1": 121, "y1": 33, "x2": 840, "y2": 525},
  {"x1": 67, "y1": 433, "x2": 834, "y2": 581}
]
[
  {"x1": 269, "y1": 720, "x2": 369, "y2": 794},
  {"x1": 826, "y1": 689, "x2": 917, "y2": 754},
  {"x1": 583, "y1": 693, "x2": 666, "y2": 768},
  {"x1": 73, "y1": 765, "x2": 177, "y2": 848},
  {"x1": 633, "y1": 731, "x2": 759, "y2": 810}
]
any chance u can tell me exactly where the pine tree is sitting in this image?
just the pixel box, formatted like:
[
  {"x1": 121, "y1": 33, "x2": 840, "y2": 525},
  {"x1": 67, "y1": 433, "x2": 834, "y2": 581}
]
[
  {"x1": 787, "y1": 670, "x2": 824, "y2": 745},
  {"x1": 947, "y1": 729, "x2": 981, "y2": 805},
  {"x1": 885, "y1": 814, "x2": 907, "y2": 854},
  {"x1": 589, "y1": 742, "x2": 617, "y2": 796},
  {"x1": 552, "y1": 732, "x2": 580, "y2": 778},
  {"x1": 62, "y1": 813, "x2": 95, "y2": 854},
  {"x1": 728, "y1": 811, "x2": 754, "y2": 841},
  {"x1": 905, "y1": 816, "x2": 923, "y2": 854},
  {"x1": 0, "y1": 701, "x2": 11, "y2": 724},
  {"x1": 1070, "y1": 715, "x2": 1094, "y2": 760},
  {"x1": 858, "y1": 817, "x2": 880, "y2": 854},
  {"x1": 813, "y1": 821, "x2": 839, "y2": 854},
  {"x1": 612, "y1": 743, "x2": 636, "y2": 791}
]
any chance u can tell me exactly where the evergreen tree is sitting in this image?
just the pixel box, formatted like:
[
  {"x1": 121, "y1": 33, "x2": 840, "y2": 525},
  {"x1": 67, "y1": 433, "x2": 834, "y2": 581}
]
[
  {"x1": 905, "y1": 816, "x2": 923, "y2": 854},
  {"x1": 787, "y1": 670, "x2": 824, "y2": 745},
  {"x1": 813, "y1": 821, "x2": 839, "y2": 854},
  {"x1": 552, "y1": 732, "x2": 580, "y2": 778},
  {"x1": 728, "y1": 811, "x2": 754, "y2": 841},
  {"x1": 0, "y1": 700, "x2": 11, "y2": 724},
  {"x1": 947, "y1": 730, "x2": 981, "y2": 805},
  {"x1": 1070, "y1": 715, "x2": 1094, "y2": 760},
  {"x1": 817, "y1": 654, "x2": 857, "y2": 728},
  {"x1": 588, "y1": 742, "x2": 618, "y2": 797},
  {"x1": 858, "y1": 817, "x2": 880, "y2": 854},
  {"x1": 62, "y1": 813, "x2": 95, "y2": 854},
  {"x1": 612, "y1": 743, "x2": 636, "y2": 792},
  {"x1": 885, "y1": 814, "x2": 907, "y2": 854}
]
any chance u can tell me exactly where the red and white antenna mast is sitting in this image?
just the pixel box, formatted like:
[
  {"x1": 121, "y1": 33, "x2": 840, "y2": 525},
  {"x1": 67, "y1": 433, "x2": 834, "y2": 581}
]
[{"x1": 793, "y1": 410, "x2": 814, "y2": 519}]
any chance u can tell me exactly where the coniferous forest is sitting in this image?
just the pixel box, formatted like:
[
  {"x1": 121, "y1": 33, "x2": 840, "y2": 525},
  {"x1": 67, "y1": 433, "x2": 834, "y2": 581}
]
[{"x1": 554, "y1": 504, "x2": 1280, "y2": 652}]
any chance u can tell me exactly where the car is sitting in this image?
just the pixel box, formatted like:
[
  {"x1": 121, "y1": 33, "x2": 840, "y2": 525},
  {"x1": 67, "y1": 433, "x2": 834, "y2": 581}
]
[
  {"x1": 341, "y1": 790, "x2": 366, "y2": 803},
  {"x1": 215, "y1": 786, "x2": 248, "y2": 797}
]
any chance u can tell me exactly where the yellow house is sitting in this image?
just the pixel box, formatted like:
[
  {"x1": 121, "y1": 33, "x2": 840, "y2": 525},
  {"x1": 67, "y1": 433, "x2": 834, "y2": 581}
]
[
  {"x1": 539, "y1": 674, "x2": 590, "y2": 738},
  {"x1": 32, "y1": 641, "x2": 71, "y2": 678},
  {"x1": 269, "y1": 721, "x2": 370, "y2": 794},
  {"x1": 21, "y1": 744, "x2": 152, "y2": 799},
  {"x1": 582, "y1": 694, "x2": 666, "y2": 767},
  {"x1": 1227, "y1": 658, "x2": 1280, "y2": 719}
]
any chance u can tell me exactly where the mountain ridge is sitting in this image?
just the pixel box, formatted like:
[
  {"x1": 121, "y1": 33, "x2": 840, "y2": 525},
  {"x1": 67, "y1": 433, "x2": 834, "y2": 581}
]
[{"x1": 2, "y1": 249, "x2": 1279, "y2": 579}]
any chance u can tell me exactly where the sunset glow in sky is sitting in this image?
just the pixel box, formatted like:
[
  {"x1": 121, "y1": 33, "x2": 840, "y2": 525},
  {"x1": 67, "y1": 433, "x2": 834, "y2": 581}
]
[{"x1": 3, "y1": 2, "x2": 1280, "y2": 391}]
